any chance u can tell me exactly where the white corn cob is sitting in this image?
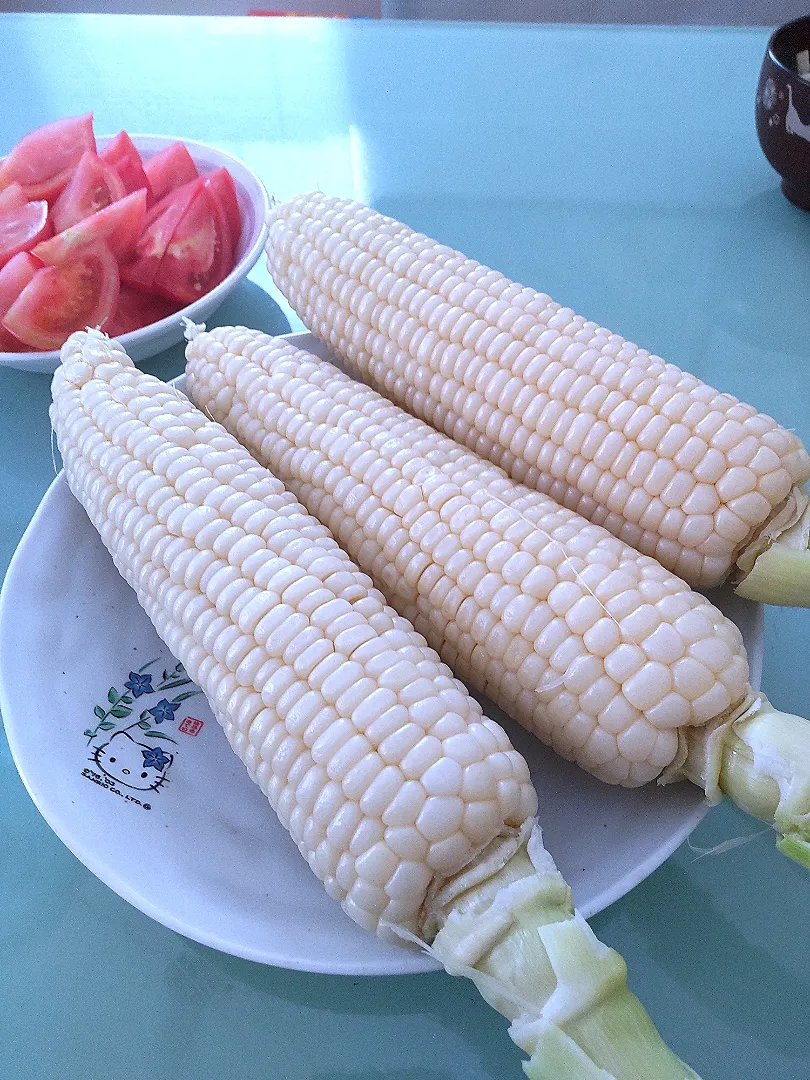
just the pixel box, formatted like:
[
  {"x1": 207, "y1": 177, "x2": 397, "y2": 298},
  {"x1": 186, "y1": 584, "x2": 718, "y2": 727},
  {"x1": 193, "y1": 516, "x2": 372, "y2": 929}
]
[
  {"x1": 185, "y1": 324, "x2": 810, "y2": 864},
  {"x1": 52, "y1": 329, "x2": 538, "y2": 936},
  {"x1": 265, "y1": 193, "x2": 810, "y2": 605},
  {"x1": 51, "y1": 329, "x2": 701, "y2": 1080}
]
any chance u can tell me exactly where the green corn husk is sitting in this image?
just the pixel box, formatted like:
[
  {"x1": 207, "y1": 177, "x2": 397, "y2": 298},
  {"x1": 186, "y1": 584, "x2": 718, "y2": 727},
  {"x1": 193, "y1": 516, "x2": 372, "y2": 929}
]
[
  {"x1": 412, "y1": 823, "x2": 700, "y2": 1080},
  {"x1": 668, "y1": 693, "x2": 810, "y2": 867},
  {"x1": 734, "y1": 489, "x2": 810, "y2": 607}
]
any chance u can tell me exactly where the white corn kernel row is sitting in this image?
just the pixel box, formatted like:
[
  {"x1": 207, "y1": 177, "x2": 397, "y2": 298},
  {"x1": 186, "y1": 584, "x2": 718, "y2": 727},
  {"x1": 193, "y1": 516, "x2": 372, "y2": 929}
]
[
  {"x1": 266, "y1": 193, "x2": 810, "y2": 588},
  {"x1": 51, "y1": 330, "x2": 536, "y2": 939},
  {"x1": 185, "y1": 326, "x2": 750, "y2": 788}
]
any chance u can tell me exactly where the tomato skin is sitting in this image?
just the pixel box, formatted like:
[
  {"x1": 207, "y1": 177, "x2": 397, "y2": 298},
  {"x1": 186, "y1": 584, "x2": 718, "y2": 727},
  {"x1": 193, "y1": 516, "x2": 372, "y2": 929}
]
[
  {"x1": 106, "y1": 284, "x2": 180, "y2": 337},
  {"x1": 0, "y1": 200, "x2": 52, "y2": 270},
  {"x1": 35, "y1": 188, "x2": 147, "y2": 264},
  {"x1": 120, "y1": 177, "x2": 204, "y2": 291},
  {"x1": 0, "y1": 251, "x2": 40, "y2": 313},
  {"x1": 204, "y1": 167, "x2": 241, "y2": 250},
  {"x1": 0, "y1": 113, "x2": 95, "y2": 202},
  {"x1": 0, "y1": 251, "x2": 40, "y2": 352},
  {"x1": 143, "y1": 142, "x2": 198, "y2": 206},
  {"x1": 51, "y1": 151, "x2": 127, "y2": 234},
  {"x1": 0, "y1": 183, "x2": 26, "y2": 214},
  {"x1": 100, "y1": 131, "x2": 152, "y2": 200},
  {"x1": 3, "y1": 241, "x2": 119, "y2": 350}
]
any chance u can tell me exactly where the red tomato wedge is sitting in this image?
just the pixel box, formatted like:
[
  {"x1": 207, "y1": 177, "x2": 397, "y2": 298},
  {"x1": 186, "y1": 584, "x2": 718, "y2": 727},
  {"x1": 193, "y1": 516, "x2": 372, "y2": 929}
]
[
  {"x1": 0, "y1": 251, "x2": 40, "y2": 313},
  {"x1": 0, "y1": 200, "x2": 51, "y2": 270},
  {"x1": 143, "y1": 141, "x2": 198, "y2": 205},
  {"x1": 105, "y1": 285, "x2": 180, "y2": 337},
  {"x1": 3, "y1": 241, "x2": 119, "y2": 350},
  {"x1": 0, "y1": 251, "x2": 40, "y2": 351},
  {"x1": 120, "y1": 177, "x2": 203, "y2": 291},
  {"x1": 100, "y1": 131, "x2": 152, "y2": 200},
  {"x1": 152, "y1": 184, "x2": 233, "y2": 305},
  {"x1": 0, "y1": 183, "x2": 26, "y2": 214},
  {"x1": 0, "y1": 114, "x2": 95, "y2": 202},
  {"x1": 204, "y1": 167, "x2": 241, "y2": 250},
  {"x1": 35, "y1": 189, "x2": 147, "y2": 264},
  {"x1": 51, "y1": 151, "x2": 127, "y2": 234}
]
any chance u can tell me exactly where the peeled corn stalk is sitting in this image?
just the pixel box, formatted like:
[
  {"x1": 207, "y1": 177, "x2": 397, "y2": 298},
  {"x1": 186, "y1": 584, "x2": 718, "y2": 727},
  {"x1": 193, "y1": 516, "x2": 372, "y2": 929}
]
[
  {"x1": 51, "y1": 328, "x2": 701, "y2": 1080},
  {"x1": 265, "y1": 193, "x2": 810, "y2": 606},
  {"x1": 184, "y1": 324, "x2": 810, "y2": 865}
]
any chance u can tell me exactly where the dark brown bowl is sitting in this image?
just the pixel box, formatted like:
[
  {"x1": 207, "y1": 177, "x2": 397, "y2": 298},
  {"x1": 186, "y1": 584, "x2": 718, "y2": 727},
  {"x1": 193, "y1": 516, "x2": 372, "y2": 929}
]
[{"x1": 756, "y1": 17, "x2": 810, "y2": 210}]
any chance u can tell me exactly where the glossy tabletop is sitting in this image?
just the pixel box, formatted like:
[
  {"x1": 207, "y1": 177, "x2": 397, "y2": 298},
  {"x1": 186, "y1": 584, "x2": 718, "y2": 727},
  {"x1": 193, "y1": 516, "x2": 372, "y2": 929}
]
[{"x1": 1, "y1": 14, "x2": 808, "y2": 1080}]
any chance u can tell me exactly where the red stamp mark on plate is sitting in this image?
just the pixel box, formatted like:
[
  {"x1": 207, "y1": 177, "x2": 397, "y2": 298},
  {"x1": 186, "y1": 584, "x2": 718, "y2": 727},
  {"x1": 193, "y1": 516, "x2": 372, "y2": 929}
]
[{"x1": 179, "y1": 716, "x2": 204, "y2": 736}]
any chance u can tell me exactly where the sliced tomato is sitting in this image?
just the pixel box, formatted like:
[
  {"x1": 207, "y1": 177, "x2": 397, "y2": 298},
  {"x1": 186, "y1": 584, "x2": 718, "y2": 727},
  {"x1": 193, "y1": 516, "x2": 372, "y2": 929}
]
[
  {"x1": 0, "y1": 200, "x2": 51, "y2": 269},
  {"x1": 151, "y1": 184, "x2": 233, "y2": 305},
  {"x1": 106, "y1": 285, "x2": 180, "y2": 337},
  {"x1": 143, "y1": 141, "x2": 198, "y2": 205},
  {"x1": 0, "y1": 251, "x2": 40, "y2": 315},
  {"x1": 100, "y1": 131, "x2": 152, "y2": 200},
  {"x1": 3, "y1": 241, "x2": 119, "y2": 350},
  {"x1": 0, "y1": 250, "x2": 40, "y2": 352},
  {"x1": 120, "y1": 177, "x2": 203, "y2": 291},
  {"x1": 51, "y1": 151, "x2": 127, "y2": 234},
  {"x1": 0, "y1": 182, "x2": 26, "y2": 214},
  {"x1": 204, "y1": 167, "x2": 241, "y2": 249},
  {"x1": 0, "y1": 113, "x2": 95, "y2": 202},
  {"x1": 35, "y1": 188, "x2": 147, "y2": 264}
]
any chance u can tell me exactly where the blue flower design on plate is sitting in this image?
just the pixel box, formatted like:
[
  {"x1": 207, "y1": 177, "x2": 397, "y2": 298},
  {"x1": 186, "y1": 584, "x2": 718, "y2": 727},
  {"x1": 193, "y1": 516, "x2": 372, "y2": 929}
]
[
  {"x1": 124, "y1": 671, "x2": 154, "y2": 698},
  {"x1": 141, "y1": 745, "x2": 172, "y2": 771},
  {"x1": 148, "y1": 698, "x2": 181, "y2": 724}
]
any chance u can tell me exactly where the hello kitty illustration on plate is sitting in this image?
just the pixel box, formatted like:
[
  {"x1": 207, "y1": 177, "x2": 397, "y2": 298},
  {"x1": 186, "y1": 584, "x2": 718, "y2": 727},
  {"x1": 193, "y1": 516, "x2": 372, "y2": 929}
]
[{"x1": 81, "y1": 658, "x2": 202, "y2": 809}]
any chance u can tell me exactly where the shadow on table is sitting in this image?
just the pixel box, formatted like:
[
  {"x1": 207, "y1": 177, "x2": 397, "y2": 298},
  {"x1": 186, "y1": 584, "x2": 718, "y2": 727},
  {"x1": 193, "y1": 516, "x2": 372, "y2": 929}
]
[
  {"x1": 209, "y1": 278, "x2": 293, "y2": 339},
  {"x1": 709, "y1": 187, "x2": 810, "y2": 358},
  {"x1": 309, "y1": 1072, "x2": 450, "y2": 1080},
  {"x1": 142, "y1": 279, "x2": 292, "y2": 384},
  {"x1": 597, "y1": 851, "x2": 810, "y2": 1056},
  {"x1": 182, "y1": 941, "x2": 514, "y2": 1078}
]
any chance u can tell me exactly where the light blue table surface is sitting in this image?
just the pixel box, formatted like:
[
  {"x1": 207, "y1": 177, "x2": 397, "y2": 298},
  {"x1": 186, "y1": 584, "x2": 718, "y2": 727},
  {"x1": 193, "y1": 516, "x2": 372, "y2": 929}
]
[{"x1": 1, "y1": 14, "x2": 808, "y2": 1080}]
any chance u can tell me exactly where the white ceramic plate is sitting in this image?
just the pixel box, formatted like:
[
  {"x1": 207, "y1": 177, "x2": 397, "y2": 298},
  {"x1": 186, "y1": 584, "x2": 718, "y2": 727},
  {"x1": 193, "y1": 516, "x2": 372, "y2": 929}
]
[
  {"x1": 0, "y1": 335, "x2": 763, "y2": 974},
  {"x1": 0, "y1": 135, "x2": 270, "y2": 374}
]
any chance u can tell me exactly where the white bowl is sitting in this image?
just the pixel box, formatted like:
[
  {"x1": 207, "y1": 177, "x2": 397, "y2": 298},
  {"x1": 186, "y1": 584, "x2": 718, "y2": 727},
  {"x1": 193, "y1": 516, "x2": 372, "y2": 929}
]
[{"x1": 0, "y1": 134, "x2": 271, "y2": 374}]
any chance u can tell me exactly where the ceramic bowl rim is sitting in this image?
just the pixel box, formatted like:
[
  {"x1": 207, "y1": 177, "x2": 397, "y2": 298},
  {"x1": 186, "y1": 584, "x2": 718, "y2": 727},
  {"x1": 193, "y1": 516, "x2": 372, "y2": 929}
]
[{"x1": 767, "y1": 16, "x2": 810, "y2": 75}]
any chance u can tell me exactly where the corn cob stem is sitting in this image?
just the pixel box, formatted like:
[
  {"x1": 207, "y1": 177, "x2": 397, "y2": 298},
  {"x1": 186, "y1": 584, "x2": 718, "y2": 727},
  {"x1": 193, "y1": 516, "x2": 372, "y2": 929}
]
[
  {"x1": 673, "y1": 694, "x2": 810, "y2": 867},
  {"x1": 423, "y1": 826, "x2": 700, "y2": 1080},
  {"x1": 733, "y1": 492, "x2": 810, "y2": 607},
  {"x1": 53, "y1": 329, "x2": 700, "y2": 1080}
]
